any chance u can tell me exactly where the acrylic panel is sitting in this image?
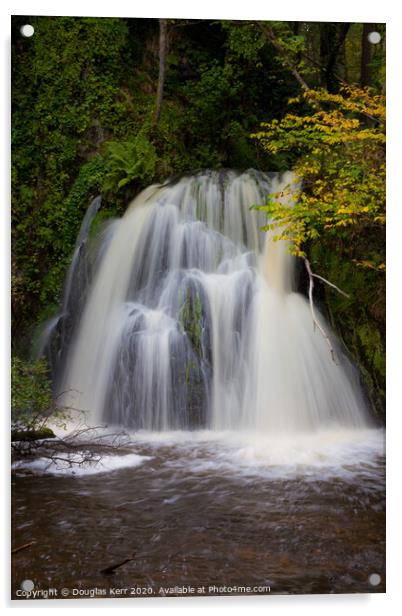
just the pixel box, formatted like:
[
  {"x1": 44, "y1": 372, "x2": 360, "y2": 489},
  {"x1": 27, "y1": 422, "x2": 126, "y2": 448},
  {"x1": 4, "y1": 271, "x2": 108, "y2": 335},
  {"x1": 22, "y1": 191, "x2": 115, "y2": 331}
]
[{"x1": 11, "y1": 15, "x2": 386, "y2": 601}]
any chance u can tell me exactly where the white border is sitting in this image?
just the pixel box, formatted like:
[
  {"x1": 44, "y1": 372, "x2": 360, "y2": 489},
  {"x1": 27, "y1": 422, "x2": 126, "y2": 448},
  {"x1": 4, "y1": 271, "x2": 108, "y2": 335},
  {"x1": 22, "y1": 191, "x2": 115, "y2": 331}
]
[{"x1": 3, "y1": 0, "x2": 394, "y2": 21}]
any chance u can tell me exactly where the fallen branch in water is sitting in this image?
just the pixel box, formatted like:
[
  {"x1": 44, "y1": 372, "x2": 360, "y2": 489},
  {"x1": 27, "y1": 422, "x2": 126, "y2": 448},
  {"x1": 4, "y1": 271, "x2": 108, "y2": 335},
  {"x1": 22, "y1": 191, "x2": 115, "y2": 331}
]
[
  {"x1": 12, "y1": 423, "x2": 133, "y2": 472},
  {"x1": 12, "y1": 541, "x2": 35, "y2": 554},
  {"x1": 302, "y1": 256, "x2": 349, "y2": 364},
  {"x1": 100, "y1": 554, "x2": 136, "y2": 576}
]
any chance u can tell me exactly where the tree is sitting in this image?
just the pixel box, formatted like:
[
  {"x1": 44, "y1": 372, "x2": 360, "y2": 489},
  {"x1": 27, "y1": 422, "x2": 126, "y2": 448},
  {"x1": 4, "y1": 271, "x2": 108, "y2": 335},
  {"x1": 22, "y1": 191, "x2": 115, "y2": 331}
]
[
  {"x1": 154, "y1": 18, "x2": 169, "y2": 123},
  {"x1": 360, "y1": 23, "x2": 375, "y2": 87},
  {"x1": 319, "y1": 23, "x2": 350, "y2": 92},
  {"x1": 251, "y1": 85, "x2": 385, "y2": 263}
]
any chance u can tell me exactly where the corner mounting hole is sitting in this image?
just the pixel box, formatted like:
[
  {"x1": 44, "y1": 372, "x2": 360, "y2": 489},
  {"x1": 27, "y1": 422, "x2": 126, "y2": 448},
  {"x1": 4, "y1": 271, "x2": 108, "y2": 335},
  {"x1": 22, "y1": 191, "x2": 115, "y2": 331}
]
[
  {"x1": 20, "y1": 24, "x2": 34, "y2": 38},
  {"x1": 368, "y1": 573, "x2": 381, "y2": 586},
  {"x1": 367, "y1": 31, "x2": 381, "y2": 44},
  {"x1": 21, "y1": 579, "x2": 34, "y2": 591}
]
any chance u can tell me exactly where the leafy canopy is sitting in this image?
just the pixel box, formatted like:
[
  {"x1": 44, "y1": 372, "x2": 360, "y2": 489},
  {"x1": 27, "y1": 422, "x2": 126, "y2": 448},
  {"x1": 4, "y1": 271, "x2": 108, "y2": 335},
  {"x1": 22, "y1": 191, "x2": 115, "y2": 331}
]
[{"x1": 252, "y1": 85, "x2": 385, "y2": 271}]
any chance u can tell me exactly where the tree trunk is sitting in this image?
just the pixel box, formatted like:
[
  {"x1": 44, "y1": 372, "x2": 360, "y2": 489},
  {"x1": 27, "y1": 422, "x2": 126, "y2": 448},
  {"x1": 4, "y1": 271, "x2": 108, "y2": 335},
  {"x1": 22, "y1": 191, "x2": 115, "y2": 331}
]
[
  {"x1": 361, "y1": 23, "x2": 375, "y2": 87},
  {"x1": 255, "y1": 22, "x2": 312, "y2": 94},
  {"x1": 155, "y1": 19, "x2": 168, "y2": 123},
  {"x1": 320, "y1": 23, "x2": 350, "y2": 92}
]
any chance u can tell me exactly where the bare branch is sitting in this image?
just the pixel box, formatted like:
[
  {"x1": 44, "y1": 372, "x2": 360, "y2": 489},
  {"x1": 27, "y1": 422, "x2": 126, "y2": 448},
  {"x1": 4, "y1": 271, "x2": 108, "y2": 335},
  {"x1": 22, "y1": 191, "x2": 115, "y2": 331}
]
[
  {"x1": 41, "y1": 453, "x2": 102, "y2": 469},
  {"x1": 12, "y1": 423, "x2": 133, "y2": 470},
  {"x1": 53, "y1": 388, "x2": 82, "y2": 399},
  {"x1": 169, "y1": 20, "x2": 206, "y2": 29},
  {"x1": 311, "y1": 272, "x2": 350, "y2": 298},
  {"x1": 302, "y1": 256, "x2": 338, "y2": 363}
]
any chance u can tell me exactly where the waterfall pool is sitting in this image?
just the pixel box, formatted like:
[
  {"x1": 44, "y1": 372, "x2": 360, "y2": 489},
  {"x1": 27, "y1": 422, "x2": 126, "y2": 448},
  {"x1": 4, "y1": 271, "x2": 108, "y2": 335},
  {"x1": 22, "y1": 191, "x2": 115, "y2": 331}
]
[{"x1": 12, "y1": 426, "x2": 385, "y2": 597}]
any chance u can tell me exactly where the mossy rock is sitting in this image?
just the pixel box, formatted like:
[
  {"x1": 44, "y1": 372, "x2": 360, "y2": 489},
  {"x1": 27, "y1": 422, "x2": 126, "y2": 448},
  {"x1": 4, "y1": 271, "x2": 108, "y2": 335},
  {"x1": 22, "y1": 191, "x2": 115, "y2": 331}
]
[{"x1": 11, "y1": 427, "x2": 56, "y2": 442}]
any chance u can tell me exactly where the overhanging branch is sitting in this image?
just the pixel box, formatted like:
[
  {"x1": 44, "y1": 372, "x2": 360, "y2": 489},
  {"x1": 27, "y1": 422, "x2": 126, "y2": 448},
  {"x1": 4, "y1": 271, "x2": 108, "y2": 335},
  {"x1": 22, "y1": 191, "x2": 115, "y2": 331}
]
[{"x1": 302, "y1": 256, "x2": 349, "y2": 364}]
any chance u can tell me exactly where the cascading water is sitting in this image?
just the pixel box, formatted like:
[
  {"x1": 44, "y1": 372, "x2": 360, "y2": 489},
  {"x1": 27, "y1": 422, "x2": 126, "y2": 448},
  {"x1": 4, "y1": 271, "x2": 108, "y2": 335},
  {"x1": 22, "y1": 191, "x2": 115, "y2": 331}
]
[
  {"x1": 19, "y1": 170, "x2": 384, "y2": 598},
  {"x1": 46, "y1": 169, "x2": 369, "y2": 434}
]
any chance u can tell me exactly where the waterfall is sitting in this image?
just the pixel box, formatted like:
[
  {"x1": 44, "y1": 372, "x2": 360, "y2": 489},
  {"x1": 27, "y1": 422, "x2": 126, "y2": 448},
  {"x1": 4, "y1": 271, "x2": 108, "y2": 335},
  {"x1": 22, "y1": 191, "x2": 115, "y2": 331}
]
[
  {"x1": 50, "y1": 170, "x2": 369, "y2": 433},
  {"x1": 37, "y1": 196, "x2": 103, "y2": 378}
]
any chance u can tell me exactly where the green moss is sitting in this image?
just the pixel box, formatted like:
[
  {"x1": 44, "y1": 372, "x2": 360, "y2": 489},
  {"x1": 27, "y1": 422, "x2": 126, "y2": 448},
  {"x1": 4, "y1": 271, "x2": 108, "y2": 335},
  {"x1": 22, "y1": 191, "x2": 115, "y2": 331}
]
[
  {"x1": 310, "y1": 241, "x2": 385, "y2": 418},
  {"x1": 356, "y1": 324, "x2": 385, "y2": 380},
  {"x1": 179, "y1": 290, "x2": 203, "y2": 358}
]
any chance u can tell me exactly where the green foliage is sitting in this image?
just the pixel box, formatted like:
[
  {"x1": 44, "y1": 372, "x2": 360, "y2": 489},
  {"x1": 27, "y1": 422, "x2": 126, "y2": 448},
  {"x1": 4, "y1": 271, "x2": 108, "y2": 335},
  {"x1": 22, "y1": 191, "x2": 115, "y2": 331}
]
[
  {"x1": 180, "y1": 60, "x2": 240, "y2": 146},
  {"x1": 221, "y1": 21, "x2": 265, "y2": 63},
  {"x1": 166, "y1": 21, "x2": 297, "y2": 171},
  {"x1": 11, "y1": 357, "x2": 52, "y2": 426},
  {"x1": 103, "y1": 134, "x2": 158, "y2": 191},
  {"x1": 252, "y1": 85, "x2": 385, "y2": 262},
  {"x1": 12, "y1": 17, "x2": 133, "y2": 348},
  {"x1": 65, "y1": 156, "x2": 107, "y2": 213},
  {"x1": 11, "y1": 356, "x2": 73, "y2": 437},
  {"x1": 11, "y1": 356, "x2": 71, "y2": 442}
]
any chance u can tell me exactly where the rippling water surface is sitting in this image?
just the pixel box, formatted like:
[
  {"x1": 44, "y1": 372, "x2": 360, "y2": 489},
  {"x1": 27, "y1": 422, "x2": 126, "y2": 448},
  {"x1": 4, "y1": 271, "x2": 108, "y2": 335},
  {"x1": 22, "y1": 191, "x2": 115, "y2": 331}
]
[{"x1": 12, "y1": 428, "x2": 385, "y2": 598}]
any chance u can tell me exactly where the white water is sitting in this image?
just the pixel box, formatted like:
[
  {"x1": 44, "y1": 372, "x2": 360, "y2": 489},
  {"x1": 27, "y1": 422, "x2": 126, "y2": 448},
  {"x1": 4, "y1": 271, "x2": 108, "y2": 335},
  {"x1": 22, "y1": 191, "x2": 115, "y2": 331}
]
[
  {"x1": 128, "y1": 427, "x2": 384, "y2": 483},
  {"x1": 54, "y1": 170, "x2": 369, "y2": 434},
  {"x1": 13, "y1": 424, "x2": 384, "y2": 482},
  {"x1": 12, "y1": 452, "x2": 152, "y2": 477}
]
